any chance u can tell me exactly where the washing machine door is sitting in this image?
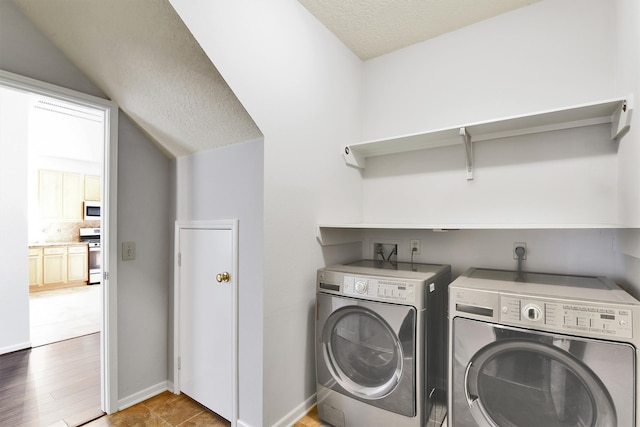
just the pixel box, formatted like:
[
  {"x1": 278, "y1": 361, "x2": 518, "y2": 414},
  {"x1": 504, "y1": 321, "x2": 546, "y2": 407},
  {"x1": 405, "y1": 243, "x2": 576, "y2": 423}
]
[
  {"x1": 316, "y1": 293, "x2": 416, "y2": 417},
  {"x1": 452, "y1": 317, "x2": 636, "y2": 427}
]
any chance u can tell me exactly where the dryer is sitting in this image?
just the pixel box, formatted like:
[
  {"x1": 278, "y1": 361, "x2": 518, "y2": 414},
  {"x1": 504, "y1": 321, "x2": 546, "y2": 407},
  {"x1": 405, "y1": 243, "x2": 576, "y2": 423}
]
[
  {"x1": 316, "y1": 260, "x2": 451, "y2": 427},
  {"x1": 448, "y1": 268, "x2": 640, "y2": 427}
]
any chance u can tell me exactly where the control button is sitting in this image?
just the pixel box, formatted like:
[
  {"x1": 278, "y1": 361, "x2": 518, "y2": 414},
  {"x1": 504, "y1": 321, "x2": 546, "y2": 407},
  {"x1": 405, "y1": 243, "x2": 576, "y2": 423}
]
[
  {"x1": 620, "y1": 320, "x2": 628, "y2": 327},
  {"x1": 523, "y1": 304, "x2": 542, "y2": 321},
  {"x1": 355, "y1": 280, "x2": 367, "y2": 294},
  {"x1": 502, "y1": 306, "x2": 509, "y2": 314}
]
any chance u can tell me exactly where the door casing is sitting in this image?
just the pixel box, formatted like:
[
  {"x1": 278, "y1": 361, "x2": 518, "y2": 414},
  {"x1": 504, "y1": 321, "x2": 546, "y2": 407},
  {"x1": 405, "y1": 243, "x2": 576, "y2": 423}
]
[{"x1": 0, "y1": 69, "x2": 119, "y2": 414}]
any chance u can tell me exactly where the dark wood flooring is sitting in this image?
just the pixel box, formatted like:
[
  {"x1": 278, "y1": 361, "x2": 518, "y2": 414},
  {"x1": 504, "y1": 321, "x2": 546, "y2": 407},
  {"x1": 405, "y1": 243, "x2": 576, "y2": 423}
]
[{"x1": 0, "y1": 333, "x2": 103, "y2": 427}]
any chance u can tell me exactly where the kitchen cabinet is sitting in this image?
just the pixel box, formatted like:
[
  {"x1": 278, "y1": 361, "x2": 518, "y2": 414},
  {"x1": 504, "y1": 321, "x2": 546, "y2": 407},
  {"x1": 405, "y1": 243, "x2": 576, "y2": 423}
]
[
  {"x1": 84, "y1": 175, "x2": 101, "y2": 201},
  {"x1": 38, "y1": 170, "x2": 85, "y2": 221},
  {"x1": 38, "y1": 169, "x2": 63, "y2": 220},
  {"x1": 30, "y1": 243, "x2": 89, "y2": 291},
  {"x1": 43, "y1": 246, "x2": 67, "y2": 285},
  {"x1": 28, "y1": 247, "x2": 43, "y2": 289},
  {"x1": 67, "y1": 245, "x2": 89, "y2": 282}
]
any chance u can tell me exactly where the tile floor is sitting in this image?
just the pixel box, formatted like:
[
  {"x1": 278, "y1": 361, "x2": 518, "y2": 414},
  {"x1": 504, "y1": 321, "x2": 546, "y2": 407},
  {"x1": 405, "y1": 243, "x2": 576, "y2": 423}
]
[
  {"x1": 30, "y1": 284, "x2": 101, "y2": 347},
  {"x1": 85, "y1": 391, "x2": 230, "y2": 426}
]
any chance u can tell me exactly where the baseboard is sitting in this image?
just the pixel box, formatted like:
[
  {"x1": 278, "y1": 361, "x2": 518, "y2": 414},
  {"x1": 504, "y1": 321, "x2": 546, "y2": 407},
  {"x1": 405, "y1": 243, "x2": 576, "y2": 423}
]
[
  {"x1": 272, "y1": 393, "x2": 317, "y2": 427},
  {"x1": 0, "y1": 341, "x2": 31, "y2": 355},
  {"x1": 118, "y1": 380, "x2": 170, "y2": 410}
]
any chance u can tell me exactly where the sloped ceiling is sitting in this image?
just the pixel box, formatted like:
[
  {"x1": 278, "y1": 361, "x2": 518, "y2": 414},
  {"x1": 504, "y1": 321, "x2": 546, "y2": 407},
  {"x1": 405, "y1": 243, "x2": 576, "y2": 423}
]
[
  {"x1": 13, "y1": 0, "x2": 540, "y2": 158},
  {"x1": 12, "y1": 0, "x2": 262, "y2": 158},
  {"x1": 298, "y1": 0, "x2": 541, "y2": 60}
]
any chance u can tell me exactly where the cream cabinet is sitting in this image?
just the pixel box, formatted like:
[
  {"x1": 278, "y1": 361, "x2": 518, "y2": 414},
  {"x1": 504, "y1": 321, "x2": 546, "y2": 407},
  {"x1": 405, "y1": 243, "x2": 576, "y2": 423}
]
[
  {"x1": 84, "y1": 175, "x2": 101, "y2": 201},
  {"x1": 67, "y1": 245, "x2": 89, "y2": 282},
  {"x1": 63, "y1": 173, "x2": 84, "y2": 221},
  {"x1": 38, "y1": 170, "x2": 85, "y2": 222},
  {"x1": 28, "y1": 247, "x2": 43, "y2": 289},
  {"x1": 43, "y1": 246, "x2": 67, "y2": 285},
  {"x1": 38, "y1": 169, "x2": 63, "y2": 220},
  {"x1": 31, "y1": 243, "x2": 89, "y2": 291}
]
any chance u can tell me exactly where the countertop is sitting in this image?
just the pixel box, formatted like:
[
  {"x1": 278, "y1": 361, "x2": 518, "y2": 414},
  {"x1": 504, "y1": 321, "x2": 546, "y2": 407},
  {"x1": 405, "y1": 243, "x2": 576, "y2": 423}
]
[{"x1": 29, "y1": 242, "x2": 89, "y2": 248}]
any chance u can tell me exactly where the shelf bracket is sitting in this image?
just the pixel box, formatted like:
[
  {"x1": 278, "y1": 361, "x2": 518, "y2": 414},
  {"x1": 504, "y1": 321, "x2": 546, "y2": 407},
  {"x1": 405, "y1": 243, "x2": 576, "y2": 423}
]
[
  {"x1": 343, "y1": 145, "x2": 365, "y2": 169},
  {"x1": 460, "y1": 127, "x2": 473, "y2": 180},
  {"x1": 612, "y1": 96, "x2": 633, "y2": 140}
]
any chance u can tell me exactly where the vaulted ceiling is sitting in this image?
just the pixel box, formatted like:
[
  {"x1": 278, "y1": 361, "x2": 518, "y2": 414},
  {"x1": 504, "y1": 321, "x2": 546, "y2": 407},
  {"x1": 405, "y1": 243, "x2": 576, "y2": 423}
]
[{"x1": 12, "y1": 0, "x2": 539, "y2": 158}]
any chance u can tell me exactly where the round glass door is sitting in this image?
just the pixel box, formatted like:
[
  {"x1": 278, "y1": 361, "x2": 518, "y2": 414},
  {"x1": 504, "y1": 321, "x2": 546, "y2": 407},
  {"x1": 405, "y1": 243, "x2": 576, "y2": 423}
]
[
  {"x1": 464, "y1": 340, "x2": 616, "y2": 427},
  {"x1": 322, "y1": 306, "x2": 403, "y2": 399}
]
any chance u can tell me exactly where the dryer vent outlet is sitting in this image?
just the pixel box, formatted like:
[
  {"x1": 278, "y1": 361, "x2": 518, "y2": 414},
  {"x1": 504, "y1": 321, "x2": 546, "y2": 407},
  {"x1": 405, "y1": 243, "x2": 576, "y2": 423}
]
[{"x1": 374, "y1": 243, "x2": 397, "y2": 263}]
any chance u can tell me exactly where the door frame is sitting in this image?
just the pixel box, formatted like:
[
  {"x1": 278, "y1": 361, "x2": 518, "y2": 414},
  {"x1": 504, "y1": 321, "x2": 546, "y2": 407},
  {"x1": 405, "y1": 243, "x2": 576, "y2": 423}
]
[
  {"x1": 0, "y1": 69, "x2": 119, "y2": 413},
  {"x1": 173, "y1": 219, "x2": 239, "y2": 426}
]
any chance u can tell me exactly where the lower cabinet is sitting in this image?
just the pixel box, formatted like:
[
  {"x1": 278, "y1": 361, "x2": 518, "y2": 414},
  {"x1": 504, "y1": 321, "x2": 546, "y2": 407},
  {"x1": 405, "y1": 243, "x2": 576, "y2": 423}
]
[
  {"x1": 30, "y1": 244, "x2": 89, "y2": 292},
  {"x1": 44, "y1": 246, "x2": 67, "y2": 285},
  {"x1": 67, "y1": 245, "x2": 89, "y2": 283},
  {"x1": 28, "y1": 247, "x2": 43, "y2": 288}
]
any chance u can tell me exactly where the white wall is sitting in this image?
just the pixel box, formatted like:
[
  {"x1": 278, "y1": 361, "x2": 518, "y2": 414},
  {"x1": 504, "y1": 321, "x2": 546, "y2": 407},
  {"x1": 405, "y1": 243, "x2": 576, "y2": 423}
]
[
  {"x1": 361, "y1": 0, "x2": 620, "y2": 226},
  {"x1": 0, "y1": 87, "x2": 31, "y2": 354},
  {"x1": 1, "y1": 0, "x2": 173, "y2": 407},
  {"x1": 169, "y1": 1, "x2": 363, "y2": 425},
  {"x1": 175, "y1": 139, "x2": 264, "y2": 427},
  {"x1": 357, "y1": 0, "x2": 640, "y2": 291}
]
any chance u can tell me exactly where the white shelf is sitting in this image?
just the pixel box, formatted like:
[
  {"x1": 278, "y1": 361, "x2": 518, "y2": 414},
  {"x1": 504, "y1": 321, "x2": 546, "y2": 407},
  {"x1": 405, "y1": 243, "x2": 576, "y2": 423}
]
[
  {"x1": 317, "y1": 223, "x2": 626, "y2": 246},
  {"x1": 343, "y1": 96, "x2": 633, "y2": 179}
]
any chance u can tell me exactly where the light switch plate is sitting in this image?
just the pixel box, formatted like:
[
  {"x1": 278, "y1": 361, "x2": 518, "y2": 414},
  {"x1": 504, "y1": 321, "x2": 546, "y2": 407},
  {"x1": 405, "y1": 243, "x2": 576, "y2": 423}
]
[{"x1": 122, "y1": 241, "x2": 136, "y2": 261}]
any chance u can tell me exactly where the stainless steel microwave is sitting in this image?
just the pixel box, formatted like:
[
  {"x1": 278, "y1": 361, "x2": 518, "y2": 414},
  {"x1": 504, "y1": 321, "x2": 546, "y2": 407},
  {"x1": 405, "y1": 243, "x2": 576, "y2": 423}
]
[{"x1": 84, "y1": 201, "x2": 101, "y2": 221}]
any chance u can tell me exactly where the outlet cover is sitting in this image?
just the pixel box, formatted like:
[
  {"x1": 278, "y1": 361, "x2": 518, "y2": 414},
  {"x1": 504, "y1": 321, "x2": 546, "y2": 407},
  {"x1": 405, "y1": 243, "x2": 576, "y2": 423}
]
[{"x1": 122, "y1": 241, "x2": 136, "y2": 261}]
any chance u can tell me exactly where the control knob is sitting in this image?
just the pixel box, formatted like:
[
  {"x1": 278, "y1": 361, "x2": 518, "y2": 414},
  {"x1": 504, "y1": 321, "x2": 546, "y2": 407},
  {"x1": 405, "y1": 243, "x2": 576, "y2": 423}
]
[
  {"x1": 523, "y1": 304, "x2": 542, "y2": 321},
  {"x1": 355, "y1": 280, "x2": 367, "y2": 294}
]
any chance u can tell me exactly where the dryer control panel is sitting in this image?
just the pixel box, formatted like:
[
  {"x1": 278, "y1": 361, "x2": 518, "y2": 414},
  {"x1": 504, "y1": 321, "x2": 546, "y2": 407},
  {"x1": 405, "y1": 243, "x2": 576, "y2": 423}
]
[
  {"x1": 343, "y1": 276, "x2": 416, "y2": 303},
  {"x1": 501, "y1": 296, "x2": 633, "y2": 339}
]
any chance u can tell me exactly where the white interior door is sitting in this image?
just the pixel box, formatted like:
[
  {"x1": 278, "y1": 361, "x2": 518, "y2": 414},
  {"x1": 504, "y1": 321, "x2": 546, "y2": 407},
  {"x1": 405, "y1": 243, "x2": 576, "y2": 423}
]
[{"x1": 177, "y1": 222, "x2": 237, "y2": 423}]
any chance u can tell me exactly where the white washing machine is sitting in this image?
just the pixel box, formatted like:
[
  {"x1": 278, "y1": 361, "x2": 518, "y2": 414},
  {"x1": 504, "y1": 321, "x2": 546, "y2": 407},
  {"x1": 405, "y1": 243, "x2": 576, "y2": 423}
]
[
  {"x1": 448, "y1": 268, "x2": 640, "y2": 427},
  {"x1": 316, "y1": 260, "x2": 451, "y2": 427}
]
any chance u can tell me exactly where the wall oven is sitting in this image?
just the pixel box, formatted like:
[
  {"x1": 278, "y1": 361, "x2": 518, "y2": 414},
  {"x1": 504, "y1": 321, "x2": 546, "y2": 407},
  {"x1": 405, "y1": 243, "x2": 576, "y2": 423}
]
[{"x1": 80, "y1": 227, "x2": 101, "y2": 284}]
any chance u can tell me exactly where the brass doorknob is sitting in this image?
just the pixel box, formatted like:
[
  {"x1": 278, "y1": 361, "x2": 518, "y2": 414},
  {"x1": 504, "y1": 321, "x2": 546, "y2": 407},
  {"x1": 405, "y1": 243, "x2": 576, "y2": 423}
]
[{"x1": 216, "y1": 272, "x2": 230, "y2": 283}]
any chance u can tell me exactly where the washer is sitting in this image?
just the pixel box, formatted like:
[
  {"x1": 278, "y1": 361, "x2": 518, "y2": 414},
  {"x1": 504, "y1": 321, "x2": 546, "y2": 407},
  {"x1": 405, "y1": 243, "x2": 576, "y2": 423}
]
[
  {"x1": 448, "y1": 268, "x2": 640, "y2": 427},
  {"x1": 316, "y1": 260, "x2": 451, "y2": 427}
]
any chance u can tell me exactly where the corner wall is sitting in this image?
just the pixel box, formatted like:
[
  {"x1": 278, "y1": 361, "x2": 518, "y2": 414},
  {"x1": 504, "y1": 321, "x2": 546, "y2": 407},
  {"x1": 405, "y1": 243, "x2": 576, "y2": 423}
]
[
  {"x1": 175, "y1": 138, "x2": 264, "y2": 427},
  {"x1": 168, "y1": 1, "x2": 364, "y2": 425}
]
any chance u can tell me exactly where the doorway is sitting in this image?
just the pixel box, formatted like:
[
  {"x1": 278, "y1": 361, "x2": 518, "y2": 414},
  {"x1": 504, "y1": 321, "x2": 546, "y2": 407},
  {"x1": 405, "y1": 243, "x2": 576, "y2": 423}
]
[
  {"x1": 0, "y1": 70, "x2": 118, "y2": 413},
  {"x1": 27, "y1": 93, "x2": 104, "y2": 347}
]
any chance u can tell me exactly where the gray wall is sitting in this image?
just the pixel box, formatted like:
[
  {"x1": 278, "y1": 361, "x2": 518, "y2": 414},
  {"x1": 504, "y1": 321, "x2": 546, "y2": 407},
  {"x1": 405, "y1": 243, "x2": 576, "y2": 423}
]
[{"x1": 176, "y1": 138, "x2": 264, "y2": 427}]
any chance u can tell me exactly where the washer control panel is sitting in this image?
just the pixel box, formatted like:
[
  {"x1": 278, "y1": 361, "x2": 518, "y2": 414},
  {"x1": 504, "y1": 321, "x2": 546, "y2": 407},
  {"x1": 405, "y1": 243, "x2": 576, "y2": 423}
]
[
  {"x1": 343, "y1": 275, "x2": 416, "y2": 303},
  {"x1": 501, "y1": 296, "x2": 633, "y2": 339}
]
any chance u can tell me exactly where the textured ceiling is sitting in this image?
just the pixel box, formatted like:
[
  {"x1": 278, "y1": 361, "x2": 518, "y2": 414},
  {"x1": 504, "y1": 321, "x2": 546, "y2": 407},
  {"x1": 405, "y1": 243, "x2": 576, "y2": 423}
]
[
  {"x1": 298, "y1": 0, "x2": 541, "y2": 60},
  {"x1": 12, "y1": 0, "x2": 262, "y2": 158},
  {"x1": 13, "y1": 0, "x2": 541, "y2": 158}
]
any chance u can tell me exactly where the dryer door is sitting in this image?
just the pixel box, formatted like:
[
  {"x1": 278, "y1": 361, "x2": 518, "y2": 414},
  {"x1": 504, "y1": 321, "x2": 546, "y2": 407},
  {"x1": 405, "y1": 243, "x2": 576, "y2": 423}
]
[
  {"x1": 316, "y1": 293, "x2": 416, "y2": 417},
  {"x1": 451, "y1": 317, "x2": 636, "y2": 427}
]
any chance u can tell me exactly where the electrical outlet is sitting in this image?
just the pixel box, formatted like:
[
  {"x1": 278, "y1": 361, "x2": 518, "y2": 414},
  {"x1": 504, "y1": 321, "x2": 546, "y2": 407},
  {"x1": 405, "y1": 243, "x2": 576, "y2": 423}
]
[
  {"x1": 513, "y1": 242, "x2": 527, "y2": 259},
  {"x1": 122, "y1": 241, "x2": 136, "y2": 261},
  {"x1": 410, "y1": 239, "x2": 421, "y2": 255}
]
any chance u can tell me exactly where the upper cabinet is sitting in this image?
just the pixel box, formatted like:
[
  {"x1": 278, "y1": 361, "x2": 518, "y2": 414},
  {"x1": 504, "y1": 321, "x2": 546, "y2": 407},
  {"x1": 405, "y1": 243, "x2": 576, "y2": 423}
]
[
  {"x1": 84, "y1": 175, "x2": 101, "y2": 201},
  {"x1": 38, "y1": 169, "x2": 85, "y2": 222},
  {"x1": 343, "y1": 96, "x2": 632, "y2": 180}
]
